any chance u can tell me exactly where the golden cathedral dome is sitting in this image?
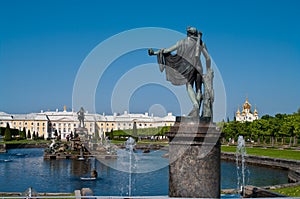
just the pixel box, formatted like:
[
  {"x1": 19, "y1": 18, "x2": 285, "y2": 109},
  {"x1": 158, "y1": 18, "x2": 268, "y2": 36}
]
[
  {"x1": 254, "y1": 106, "x2": 258, "y2": 116},
  {"x1": 243, "y1": 97, "x2": 251, "y2": 110},
  {"x1": 236, "y1": 106, "x2": 241, "y2": 115},
  {"x1": 242, "y1": 109, "x2": 246, "y2": 116}
]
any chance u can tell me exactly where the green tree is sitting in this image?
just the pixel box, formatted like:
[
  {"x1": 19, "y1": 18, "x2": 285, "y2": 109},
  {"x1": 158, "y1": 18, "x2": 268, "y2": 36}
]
[
  {"x1": 250, "y1": 119, "x2": 261, "y2": 144},
  {"x1": 107, "y1": 129, "x2": 114, "y2": 140},
  {"x1": 222, "y1": 122, "x2": 234, "y2": 143},
  {"x1": 27, "y1": 130, "x2": 31, "y2": 139},
  {"x1": 288, "y1": 115, "x2": 298, "y2": 146},
  {"x1": 261, "y1": 114, "x2": 271, "y2": 120},
  {"x1": 280, "y1": 118, "x2": 293, "y2": 145},
  {"x1": 241, "y1": 121, "x2": 251, "y2": 140},
  {"x1": 32, "y1": 131, "x2": 36, "y2": 140},
  {"x1": 293, "y1": 114, "x2": 300, "y2": 145},
  {"x1": 23, "y1": 127, "x2": 27, "y2": 139},
  {"x1": 4, "y1": 123, "x2": 12, "y2": 141},
  {"x1": 261, "y1": 118, "x2": 272, "y2": 144},
  {"x1": 268, "y1": 117, "x2": 280, "y2": 146},
  {"x1": 19, "y1": 127, "x2": 26, "y2": 139}
]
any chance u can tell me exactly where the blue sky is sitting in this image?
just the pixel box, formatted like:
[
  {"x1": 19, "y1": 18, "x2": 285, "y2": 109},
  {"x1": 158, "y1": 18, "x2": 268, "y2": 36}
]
[{"x1": 1, "y1": 0, "x2": 300, "y2": 120}]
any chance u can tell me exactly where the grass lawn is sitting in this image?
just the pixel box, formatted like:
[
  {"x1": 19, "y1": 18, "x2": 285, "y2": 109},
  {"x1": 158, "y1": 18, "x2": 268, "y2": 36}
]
[
  {"x1": 273, "y1": 185, "x2": 300, "y2": 197},
  {"x1": 111, "y1": 139, "x2": 168, "y2": 145},
  {"x1": 2, "y1": 139, "x2": 51, "y2": 145},
  {"x1": 136, "y1": 140, "x2": 168, "y2": 145},
  {"x1": 221, "y1": 145, "x2": 300, "y2": 161}
]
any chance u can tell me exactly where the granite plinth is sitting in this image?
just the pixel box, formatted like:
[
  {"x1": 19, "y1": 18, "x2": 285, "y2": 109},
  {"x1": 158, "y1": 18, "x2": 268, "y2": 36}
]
[
  {"x1": 167, "y1": 116, "x2": 221, "y2": 198},
  {"x1": 75, "y1": 127, "x2": 88, "y2": 141}
]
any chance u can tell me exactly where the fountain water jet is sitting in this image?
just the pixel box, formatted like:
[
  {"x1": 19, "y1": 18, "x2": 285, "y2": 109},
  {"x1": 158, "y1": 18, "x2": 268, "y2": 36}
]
[
  {"x1": 236, "y1": 135, "x2": 247, "y2": 196},
  {"x1": 125, "y1": 137, "x2": 136, "y2": 196}
]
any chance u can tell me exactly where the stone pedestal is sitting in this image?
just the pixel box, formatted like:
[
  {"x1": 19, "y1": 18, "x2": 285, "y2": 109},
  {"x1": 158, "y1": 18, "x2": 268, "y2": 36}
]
[
  {"x1": 167, "y1": 117, "x2": 221, "y2": 198},
  {"x1": 75, "y1": 127, "x2": 88, "y2": 141}
]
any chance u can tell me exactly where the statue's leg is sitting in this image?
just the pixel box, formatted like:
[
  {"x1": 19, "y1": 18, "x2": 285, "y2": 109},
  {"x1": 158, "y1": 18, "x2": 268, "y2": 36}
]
[
  {"x1": 187, "y1": 83, "x2": 198, "y2": 107},
  {"x1": 195, "y1": 73, "x2": 203, "y2": 109},
  {"x1": 186, "y1": 83, "x2": 199, "y2": 116},
  {"x1": 196, "y1": 89, "x2": 202, "y2": 107}
]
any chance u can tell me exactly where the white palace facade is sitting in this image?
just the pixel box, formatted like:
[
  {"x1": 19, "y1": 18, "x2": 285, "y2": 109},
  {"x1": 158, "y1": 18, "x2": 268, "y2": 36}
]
[{"x1": 0, "y1": 106, "x2": 176, "y2": 140}]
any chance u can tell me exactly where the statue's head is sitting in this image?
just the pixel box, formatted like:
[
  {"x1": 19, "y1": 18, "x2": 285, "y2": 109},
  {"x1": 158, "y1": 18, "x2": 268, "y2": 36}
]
[
  {"x1": 186, "y1": 26, "x2": 198, "y2": 37},
  {"x1": 79, "y1": 107, "x2": 84, "y2": 113},
  {"x1": 186, "y1": 26, "x2": 203, "y2": 39}
]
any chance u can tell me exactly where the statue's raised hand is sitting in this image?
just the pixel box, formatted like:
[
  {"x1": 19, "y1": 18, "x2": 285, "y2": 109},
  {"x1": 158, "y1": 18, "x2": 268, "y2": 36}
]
[{"x1": 148, "y1": 48, "x2": 154, "y2": 56}]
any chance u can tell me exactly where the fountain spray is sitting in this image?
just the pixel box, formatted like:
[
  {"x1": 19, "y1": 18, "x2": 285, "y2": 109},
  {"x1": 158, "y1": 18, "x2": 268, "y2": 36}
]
[{"x1": 236, "y1": 135, "x2": 246, "y2": 197}]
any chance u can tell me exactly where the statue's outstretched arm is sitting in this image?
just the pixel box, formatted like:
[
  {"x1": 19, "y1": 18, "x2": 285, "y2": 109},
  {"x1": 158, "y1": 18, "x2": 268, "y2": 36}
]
[
  {"x1": 161, "y1": 43, "x2": 178, "y2": 53},
  {"x1": 148, "y1": 43, "x2": 178, "y2": 56}
]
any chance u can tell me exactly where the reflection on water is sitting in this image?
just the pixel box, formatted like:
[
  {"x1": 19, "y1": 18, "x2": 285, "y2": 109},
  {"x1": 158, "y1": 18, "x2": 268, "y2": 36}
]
[
  {"x1": 0, "y1": 148, "x2": 289, "y2": 196},
  {"x1": 221, "y1": 160, "x2": 288, "y2": 189}
]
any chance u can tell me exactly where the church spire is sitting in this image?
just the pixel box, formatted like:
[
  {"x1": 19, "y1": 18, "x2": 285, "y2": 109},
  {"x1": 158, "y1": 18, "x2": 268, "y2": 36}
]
[
  {"x1": 236, "y1": 106, "x2": 241, "y2": 116},
  {"x1": 254, "y1": 105, "x2": 258, "y2": 116}
]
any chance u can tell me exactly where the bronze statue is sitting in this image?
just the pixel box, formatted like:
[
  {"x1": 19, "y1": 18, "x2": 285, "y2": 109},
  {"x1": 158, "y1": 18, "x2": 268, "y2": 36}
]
[
  {"x1": 149, "y1": 27, "x2": 213, "y2": 119},
  {"x1": 77, "y1": 107, "x2": 85, "y2": 128},
  {"x1": 202, "y1": 61, "x2": 214, "y2": 119}
]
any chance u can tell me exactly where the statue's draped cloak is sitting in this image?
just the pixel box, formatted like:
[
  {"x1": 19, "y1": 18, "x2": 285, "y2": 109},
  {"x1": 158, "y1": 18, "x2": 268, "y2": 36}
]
[{"x1": 157, "y1": 37, "x2": 201, "y2": 86}]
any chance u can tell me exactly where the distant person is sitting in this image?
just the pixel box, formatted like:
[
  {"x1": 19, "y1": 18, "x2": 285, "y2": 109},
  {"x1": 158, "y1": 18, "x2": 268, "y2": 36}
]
[{"x1": 91, "y1": 169, "x2": 98, "y2": 178}]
